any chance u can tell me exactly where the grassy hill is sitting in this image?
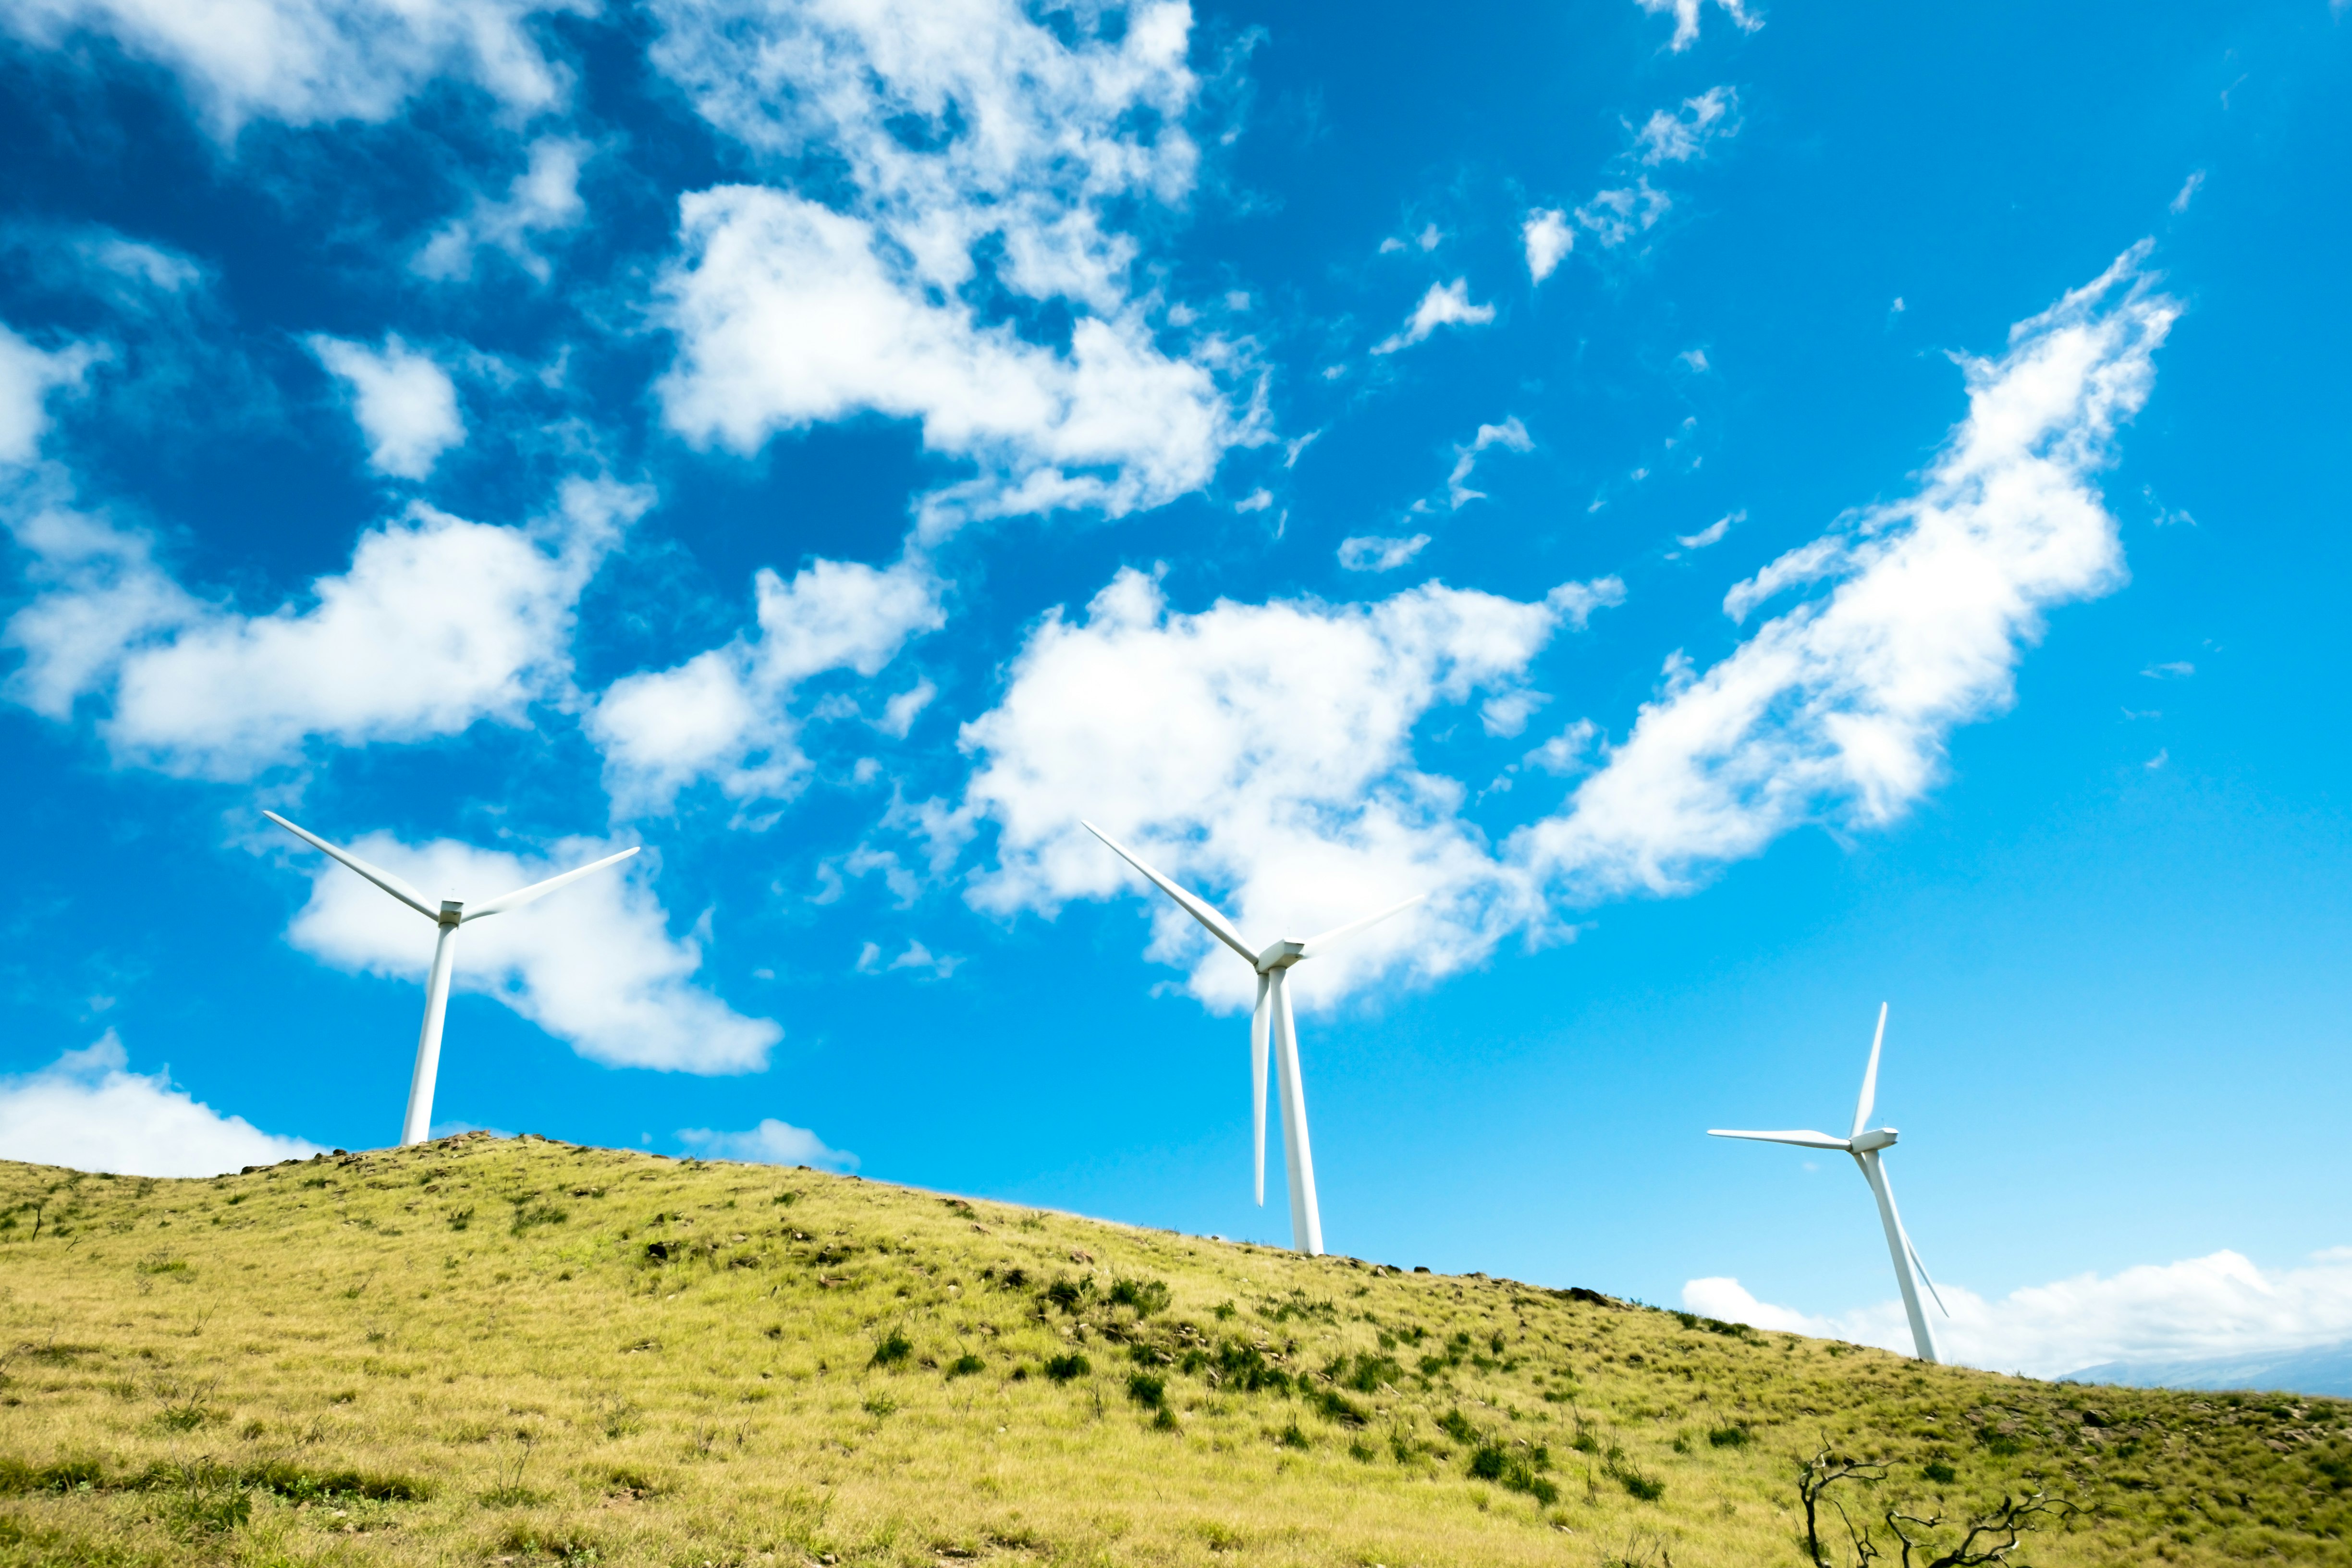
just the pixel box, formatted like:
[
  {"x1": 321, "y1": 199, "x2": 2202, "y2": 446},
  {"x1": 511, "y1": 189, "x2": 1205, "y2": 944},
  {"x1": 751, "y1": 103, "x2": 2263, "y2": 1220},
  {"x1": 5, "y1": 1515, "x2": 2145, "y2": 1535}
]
[{"x1": 1, "y1": 1136, "x2": 2345, "y2": 1568}]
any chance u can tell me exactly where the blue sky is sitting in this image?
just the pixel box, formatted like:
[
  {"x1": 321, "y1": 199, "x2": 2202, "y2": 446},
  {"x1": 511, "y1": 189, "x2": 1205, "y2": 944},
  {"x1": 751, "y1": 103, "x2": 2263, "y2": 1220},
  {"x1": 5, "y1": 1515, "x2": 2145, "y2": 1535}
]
[{"x1": 3, "y1": 0, "x2": 2350, "y2": 1378}]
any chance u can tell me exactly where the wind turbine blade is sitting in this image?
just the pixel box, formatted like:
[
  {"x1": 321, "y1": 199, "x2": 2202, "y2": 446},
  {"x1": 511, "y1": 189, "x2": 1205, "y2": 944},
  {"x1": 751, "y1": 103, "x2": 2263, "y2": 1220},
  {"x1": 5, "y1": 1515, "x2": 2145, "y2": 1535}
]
[
  {"x1": 262, "y1": 810, "x2": 436, "y2": 919},
  {"x1": 462, "y1": 846, "x2": 640, "y2": 922},
  {"x1": 1905, "y1": 1231, "x2": 1950, "y2": 1317},
  {"x1": 1080, "y1": 821, "x2": 1257, "y2": 966},
  {"x1": 1297, "y1": 893, "x2": 1427, "y2": 959},
  {"x1": 1852, "y1": 1001, "x2": 1888, "y2": 1138},
  {"x1": 1707, "y1": 1128, "x2": 1852, "y2": 1150},
  {"x1": 1251, "y1": 973, "x2": 1271, "y2": 1208}
]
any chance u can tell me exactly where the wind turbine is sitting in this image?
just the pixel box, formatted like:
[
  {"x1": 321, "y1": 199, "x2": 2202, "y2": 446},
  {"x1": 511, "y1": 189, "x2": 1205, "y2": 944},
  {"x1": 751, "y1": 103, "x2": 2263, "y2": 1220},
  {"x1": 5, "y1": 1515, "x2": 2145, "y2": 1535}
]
[
  {"x1": 263, "y1": 811, "x2": 638, "y2": 1148},
  {"x1": 1708, "y1": 1004, "x2": 1949, "y2": 1362},
  {"x1": 1082, "y1": 820, "x2": 1423, "y2": 1257}
]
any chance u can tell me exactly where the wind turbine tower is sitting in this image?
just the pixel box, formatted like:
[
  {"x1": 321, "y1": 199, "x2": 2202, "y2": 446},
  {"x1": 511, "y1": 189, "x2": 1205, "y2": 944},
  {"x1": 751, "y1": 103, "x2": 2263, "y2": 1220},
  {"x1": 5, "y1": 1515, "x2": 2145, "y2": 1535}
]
[
  {"x1": 1083, "y1": 821, "x2": 1422, "y2": 1257},
  {"x1": 264, "y1": 811, "x2": 638, "y2": 1147},
  {"x1": 1709, "y1": 1004, "x2": 1950, "y2": 1361}
]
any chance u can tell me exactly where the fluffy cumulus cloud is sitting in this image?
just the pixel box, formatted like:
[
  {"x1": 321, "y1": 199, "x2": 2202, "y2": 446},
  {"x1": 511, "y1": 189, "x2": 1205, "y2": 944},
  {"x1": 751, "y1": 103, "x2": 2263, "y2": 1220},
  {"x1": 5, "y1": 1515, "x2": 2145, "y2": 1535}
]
[
  {"x1": 589, "y1": 554, "x2": 944, "y2": 815},
  {"x1": 1517, "y1": 245, "x2": 2176, "y2": 899},
  {"x1": 648, "y1": 0, "x2": 1251, "y2": 530},
  {"x1": 308, "y1": 334, "x2": 466, "y2": 479},
  {"x1": 1, "y1": 0, "x2": 587, "y2": 136},
  {"x1": 1687, "y1": 1248, "x2": 2352, "y2": 1380},
  {"x1": 677, "y1": 1118, "x2": 857, "y2": 1170},
  {"x1": 413, "y1": 136, "x2": 590, "y2": 284},
  {"x1": 5, "y1": 477, "x2": 645, "y2": 777},
  {"x1": 958, "y1": 568, "x2": 1625, "y2": 1010},
  {"x1": 277, "y1": 827, "x2": 781, "y2": 1074},
  {"x1": 1372, "y1": 279, "x2": 1496, "y2": 355},
  {"x1": 1633, "y1": 0, "x2": 1761, "y2": 54},
  {"x1": 1522, "y1": 208, "x2": 1572, "y2": 284},
  {"x1": 0, "y1": 1034, "x2": 318, "y2": 1177}
]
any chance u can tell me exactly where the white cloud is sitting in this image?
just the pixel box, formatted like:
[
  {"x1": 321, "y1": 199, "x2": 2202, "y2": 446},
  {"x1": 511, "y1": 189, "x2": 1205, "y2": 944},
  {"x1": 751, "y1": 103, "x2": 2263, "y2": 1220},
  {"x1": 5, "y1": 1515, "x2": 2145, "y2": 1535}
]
[
  {"x1": 1337, "y1": 533, "x2": 1431, "y2": 573},
  {"x1": 1688, "y1": 1248, "x2": 2352, "y2": 1380},
  {"x1": 1633, "y1": 0, "x2": 1762, "y2": 53},
  {"x1": 588, "y1": 553, "x2": 943, "y2": 814},
  {"x1": 413, "y1": 136, "x2": 590, "y2": 284},
  {"x1": 1516, "y1": 245, "x2": 2176, "y2": 899},
  {"x1": 1522, "y1": 208, "x2": 1572, "y2": 284},
  {"x1": 2170, "y1": 170, "x2": 2206, "y2": 215},
  {"x1": 957, "y1": 567, "x2": 1624, "y2": 1010},
  {"x1": 677, "y1": 1118, "x2": 856, "y2": 1170},
  {"x1": 646, "y1": 0, "x2": 1249, "y2": 530},
  {"x1": 0, "y1": 323, "x2": 95, "y2": 465},
  {"x1": 0, "y1": 1033, "x2": 318, "y2": 1177},
  {"x1": 855, "y1": 939, "x2": 961, "y2": 980},
  {"x1": 1671, "y1": 511, "x2": 1739, "y2": 552},
  {"x1": 1, "y1": 0, "x2": 586, "y2": 138},
  {"x1": 1634, "y1": 86, "x2": 1739, "y2": 165},
  {"x1": 308, "y1": 334, "x2": 465, "y2": 480},
  {"x1": 6, "y1": 477, "x2": 644, "y2": 778},
  {"x1": 1371, "y1": 279, "x2": 1496, "y2": 355},
  {"x1": 1446, "y1": 416, "x2": 1533, "y2": 509},
  {"x1": 1575, "y1": 180, "x2": 1671, "y2": 249},
  {"x1": 2141, "y1": 659, "x2": 2194, "y2": 679},
  {"x1": 279, "y1": 828, "x2": 780, "y2": 1074},
  {"x1": 654, "y1": 186, "x2": 1237, "y2": 533}
]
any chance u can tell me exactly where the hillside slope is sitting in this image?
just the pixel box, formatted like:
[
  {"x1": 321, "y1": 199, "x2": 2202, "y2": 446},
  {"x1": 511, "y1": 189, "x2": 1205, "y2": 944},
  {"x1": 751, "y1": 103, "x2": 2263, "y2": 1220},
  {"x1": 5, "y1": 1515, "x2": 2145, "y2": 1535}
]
[{"x1": 1, "y1": 1135, "x2": 2345, "y2": 1567}]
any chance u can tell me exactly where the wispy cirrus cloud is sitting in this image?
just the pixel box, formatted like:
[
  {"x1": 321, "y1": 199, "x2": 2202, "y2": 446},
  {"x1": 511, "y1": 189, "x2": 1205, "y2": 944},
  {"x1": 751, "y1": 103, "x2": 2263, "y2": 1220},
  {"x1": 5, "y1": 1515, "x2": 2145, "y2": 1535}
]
[
  {"x1": 1372, "y1": 279, "x2": 1497, "y2": 355},
  {"x1": 1519, "y1": 245, "x2": 2175, "y2": 900}
]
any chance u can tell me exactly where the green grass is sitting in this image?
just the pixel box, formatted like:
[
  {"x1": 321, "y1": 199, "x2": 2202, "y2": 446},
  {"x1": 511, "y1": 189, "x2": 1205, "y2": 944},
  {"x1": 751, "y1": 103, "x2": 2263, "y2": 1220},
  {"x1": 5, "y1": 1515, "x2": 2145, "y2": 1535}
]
[{"x1": 0, "y1": 1135, "x2": 2344, "y2": 1566}]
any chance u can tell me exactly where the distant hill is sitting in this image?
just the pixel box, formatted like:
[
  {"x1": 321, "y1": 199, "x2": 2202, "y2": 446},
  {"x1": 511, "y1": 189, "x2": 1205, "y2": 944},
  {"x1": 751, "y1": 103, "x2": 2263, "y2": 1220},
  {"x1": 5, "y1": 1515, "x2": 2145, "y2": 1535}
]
[
  {"x1": 2064, "y1": 1342, "x2": 2352, "y2": 1399},
  {"x1": 0, "y1": 1134, "x2": 2346, "y2": 1567}
]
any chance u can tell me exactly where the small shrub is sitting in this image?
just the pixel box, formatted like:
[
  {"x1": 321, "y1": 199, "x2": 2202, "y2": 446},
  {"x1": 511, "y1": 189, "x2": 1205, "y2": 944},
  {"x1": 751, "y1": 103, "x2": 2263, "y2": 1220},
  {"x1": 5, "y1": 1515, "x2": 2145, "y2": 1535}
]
[
  {"x1": 1923, "y1": 1458, "x2": 1958, "y2": 1484},
  {"x1": 870, "y1": 1330, "x2": 914, "y2": 1368},
  {"x1": 1437, "y1": 1408, "x2": 1481, "y2": 1445},
  {"x1": 862, "y1": 1394, "x2": 897, "y2": 1419},
  {"x1": 1612, "y1": 1462, "x2": 1665, "y2": 1503},
  {"x1": 1044, "y1": 1353, "x2": 1090, "y2": 1383},
  {"x1": 1707, "y1": 1425, "x2": 1751, "y2": 1449},
  {"x1": 1127, "y1": 1372, "x2": 1166, "y2": 1408},
  {"x1": 1109, "y1": 1277, "x2": 1172, "y2": 1316},
  {"x1": 1044, "y1": 1276, "x2": 1089, "y2": 1313},
  {"x1": 1316, "y1": 1389, "x2": 1368, "y2": 1427},
  {"x1": 1342, "y1": 1354, "x2": 1403, "y2": 1393},
  {"x1": 1152, "y1": 1406, "x2": 1180, "y2": 1431},
  {"x1": 1277, "y1": 1422, "x2": 1310, "y2": 1450},
  {"x1": 946, "y1": 1354, "x2": 985, "y2": 1379},
  {"x1": 1978, "y1": 1431, "x2": 2027, "y2": 1459}
]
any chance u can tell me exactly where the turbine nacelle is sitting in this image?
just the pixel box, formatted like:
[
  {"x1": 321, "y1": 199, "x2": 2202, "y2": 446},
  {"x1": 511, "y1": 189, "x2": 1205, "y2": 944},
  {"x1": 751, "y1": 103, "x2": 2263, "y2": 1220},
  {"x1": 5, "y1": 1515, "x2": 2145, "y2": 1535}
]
[
  {"x1": 1254, "y1": 939, "x2": 1308, "y2": 972},
  {"x1": 1850, "y1": 1127, "x2": 1898, "y2": 1153}
]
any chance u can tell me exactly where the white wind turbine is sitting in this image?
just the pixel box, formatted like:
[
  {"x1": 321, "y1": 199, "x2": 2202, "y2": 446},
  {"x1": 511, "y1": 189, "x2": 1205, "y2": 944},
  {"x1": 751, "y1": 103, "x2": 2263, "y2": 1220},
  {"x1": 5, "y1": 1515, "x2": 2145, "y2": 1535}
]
[
  {"x1": 1709, "y1": 1004, "x2": 1950, "y2": 1362},
  {"x1": 1083, "y1": 821, "x2": 1424, "y2": 1257},
  {"x1": 263, "y1": 811, "x2": 639, "y2": 1148}
]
